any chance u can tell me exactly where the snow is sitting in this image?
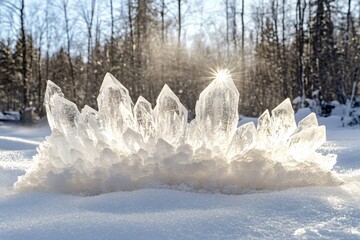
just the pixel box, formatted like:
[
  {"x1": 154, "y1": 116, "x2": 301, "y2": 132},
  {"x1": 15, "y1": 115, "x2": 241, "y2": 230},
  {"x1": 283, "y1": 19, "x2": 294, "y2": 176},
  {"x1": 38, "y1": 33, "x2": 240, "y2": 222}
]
[
  {"x1": 312, "y1": 89, "x2": 320, "y2": 97},
  {"x1": 292, "y1": 96, "x2": 302, "y2": 105},
  {"x1": 0, "y1": 111, "x2": 20, "y2": 121},
  {"x1": 0, "y1": 117, "x2": 360, "y2": 239},
  {"x1": 0, "y1": 70, "x2": 359, "y2": 238}
]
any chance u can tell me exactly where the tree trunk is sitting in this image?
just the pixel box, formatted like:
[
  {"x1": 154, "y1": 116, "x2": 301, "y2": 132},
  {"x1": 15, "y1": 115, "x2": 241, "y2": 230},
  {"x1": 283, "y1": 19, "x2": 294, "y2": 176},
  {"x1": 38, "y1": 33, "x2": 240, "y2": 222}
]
[
  {"x1": 178, "y1": 0, "x2": 181, "y2": 47},
  {"x1": 225, "y1": 0, "x2": 229, "y2": 57},
  {"x1": 110, "y1": 0, "x2": 114, "y2": 64},
  {"x1": 161, "y1": 0, "x2": 165, "y2": 43},
  {"x1": 37, "y1": 36, "x2": 43, "y2": 113},
  {"x1": 20, "y1": 0, "x2": 28, "y2": 112},
  {"x1": 81, "y1": 0, "x2": 96, "y2": 105},
  {"x1": 63, "y1": 0, "x2": 76, "y2": 103},
  {"x1": 241, "y1": 0, "x2": 244, "y2": 60},
  {"x1": 296, "y1": 0, "x2": 306, "y2": 106},
  {"x1": 231, "y1": 0, "x2": 237, "y2": 52}
]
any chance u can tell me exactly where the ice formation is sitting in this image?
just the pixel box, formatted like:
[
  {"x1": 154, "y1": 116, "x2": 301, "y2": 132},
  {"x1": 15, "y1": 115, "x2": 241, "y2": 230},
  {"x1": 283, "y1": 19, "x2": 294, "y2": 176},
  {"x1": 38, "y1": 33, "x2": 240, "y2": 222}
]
[{"x1": 14, "y1": 71, "x2": 339, "y2": 194}]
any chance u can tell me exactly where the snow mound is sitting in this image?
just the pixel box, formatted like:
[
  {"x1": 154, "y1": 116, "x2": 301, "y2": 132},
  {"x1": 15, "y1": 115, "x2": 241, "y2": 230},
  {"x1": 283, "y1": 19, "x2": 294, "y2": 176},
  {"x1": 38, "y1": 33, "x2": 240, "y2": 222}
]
[{"x1": 14, "y1": 71, "x2": 339, "y2": 194}]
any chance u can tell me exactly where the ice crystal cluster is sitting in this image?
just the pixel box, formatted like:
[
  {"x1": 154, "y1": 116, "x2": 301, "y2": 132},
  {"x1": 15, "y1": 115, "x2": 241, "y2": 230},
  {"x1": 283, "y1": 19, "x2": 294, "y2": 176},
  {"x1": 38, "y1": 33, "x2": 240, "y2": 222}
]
[{"x1": 14, "y1": 70, "x2": 338, "y2": 194}]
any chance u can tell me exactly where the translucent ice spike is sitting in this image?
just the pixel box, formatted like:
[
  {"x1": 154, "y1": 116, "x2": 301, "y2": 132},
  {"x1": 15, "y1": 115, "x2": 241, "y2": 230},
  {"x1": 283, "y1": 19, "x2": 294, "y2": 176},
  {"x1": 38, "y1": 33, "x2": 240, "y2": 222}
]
[
  {"x1": 134, "y1": 96, "x2": 156, "y2": 142},
  {"x1": 296, "y1": 112, "x2": 318, "y2": 133},
  {"x1": 51, "y1": 95, "x2": 80, "y2": 133},
  {"x1": 257, "y1": 109, "x2": 272, "y2": 147},
  {"x1": 45, "y1": 80, "x2": 64, "y2": 130},
  {"x1": 195, "y1": 70, "x2": 239, "y2": 148},
  {"x1": 288, "y1": 126, "x2": 326, "y2": 161},
  {"x1": 80, "y1": 105, "x2": 101, "y2": 141},
  {"x1": 97, "y1": 73, "x2": 136, "y2": 134},
  {"x1": 154, "y1": 84, "x2": 188, "y2": 146},
  {"x1": 271, "y1": 98, "x2": 297, "y2": 144}
]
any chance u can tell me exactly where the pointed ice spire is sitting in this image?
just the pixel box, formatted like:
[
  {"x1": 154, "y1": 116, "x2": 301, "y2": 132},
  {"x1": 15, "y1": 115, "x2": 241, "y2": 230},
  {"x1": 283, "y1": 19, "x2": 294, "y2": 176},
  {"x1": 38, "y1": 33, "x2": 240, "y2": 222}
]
[
  {"x1": 45, "y1": 80, "x2": 64, "y2": 130},
  {"x1": 81, "y1": 105, "x2": 100, "y2": 127},
  {"x1": 257, "y1": 109, "x2": 272, "y2": 146},
  {"x1": 195, "y1": 69, "x2": 239, "y2": 147},
  {"x1": 80, "y1": 105, "x2": 101, "y2": 141},
  {"x1": 52, "y1": 95, "x2": 80, "y2": 133},
  {"x1": 185, "y1": 119, "x2": 203, "y2": 150},
  {"x1": 288, "y1": 126, "x2": 326, "y2": 161},
  {"x1": 270, "y1": 98, "x2": 297, "y2": 144},
  {"x1": 154, "y1": 84, "x2": 188, "y2": 146},
  {"x1": 97, "y1": 73, "x2": 136, "y2": 134},
  {"x1": 134, "y1": 96, "x2": 156, "y2": 142},
  {"x1": 295, "y1": 112, "x2": 318, "y2": 133}
]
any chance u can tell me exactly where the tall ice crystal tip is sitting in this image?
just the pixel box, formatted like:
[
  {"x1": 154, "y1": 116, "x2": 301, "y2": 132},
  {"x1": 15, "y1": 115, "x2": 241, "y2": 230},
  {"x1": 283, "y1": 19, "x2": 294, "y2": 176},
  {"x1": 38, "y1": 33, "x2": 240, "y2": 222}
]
[
  {"x1": 100, "y1": 72, "x2": 123, "y2": 90},
  {"x1": 44, "y1": 80, "x2": 64, "y2": 130},
  {"x1": 14, "y1": 71, "x2": 338, "y2": 194},
  {"x1": 158, "y1": 84, "x2": 178, "y2": 100},
  {"x1": 296, "y1": 112, "x2": 318, "y2": 133},
  {"x1": 45, "y1": 80, "x2": 63, "y2": 102},
  {"x1": 194, "y1": 68, "x2": 239, "y2": 148},
  {"x1": 155, "y1": 83, "x2": 188, "y2": 145}
]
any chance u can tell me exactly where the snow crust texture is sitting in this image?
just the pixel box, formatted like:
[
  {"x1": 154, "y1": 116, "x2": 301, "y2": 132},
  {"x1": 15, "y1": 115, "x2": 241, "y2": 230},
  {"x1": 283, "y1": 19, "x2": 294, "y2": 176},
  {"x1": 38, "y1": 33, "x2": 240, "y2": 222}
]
[{"x1": 14, "y1": 72, "x2": 339, "y2": 194}]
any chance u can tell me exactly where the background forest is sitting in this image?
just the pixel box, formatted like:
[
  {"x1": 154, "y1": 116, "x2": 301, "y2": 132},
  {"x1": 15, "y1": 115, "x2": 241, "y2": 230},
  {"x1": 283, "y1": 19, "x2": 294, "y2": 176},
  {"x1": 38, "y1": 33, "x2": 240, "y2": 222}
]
[{"x1": 0, "y1": 0, "x2": 359, "y2": 120}]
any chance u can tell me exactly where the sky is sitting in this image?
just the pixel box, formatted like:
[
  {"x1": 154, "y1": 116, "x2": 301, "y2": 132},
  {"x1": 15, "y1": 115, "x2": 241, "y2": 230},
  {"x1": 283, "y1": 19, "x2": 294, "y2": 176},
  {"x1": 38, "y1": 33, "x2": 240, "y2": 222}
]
[
  {"x1": 0, "y1": 0, "x2": 255, "y2": 50},
  {"x1": 1, "y1": 0, "x2": 355, "y2": 56}
]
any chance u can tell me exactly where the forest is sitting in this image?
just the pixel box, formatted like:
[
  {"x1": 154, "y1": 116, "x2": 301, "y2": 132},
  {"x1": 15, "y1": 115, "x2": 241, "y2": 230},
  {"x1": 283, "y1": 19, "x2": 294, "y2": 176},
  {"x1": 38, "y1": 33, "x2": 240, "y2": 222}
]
[{"x1": 0, "y1": 0, "x2": 359, "y2": 120}]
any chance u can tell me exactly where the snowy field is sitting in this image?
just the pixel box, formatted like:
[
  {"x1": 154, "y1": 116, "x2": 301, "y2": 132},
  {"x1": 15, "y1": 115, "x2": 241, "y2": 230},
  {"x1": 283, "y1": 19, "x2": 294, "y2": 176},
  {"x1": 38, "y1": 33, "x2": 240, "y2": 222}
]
[{"x1": 1, "y1": 116, "x2": 360, "y2": 239}]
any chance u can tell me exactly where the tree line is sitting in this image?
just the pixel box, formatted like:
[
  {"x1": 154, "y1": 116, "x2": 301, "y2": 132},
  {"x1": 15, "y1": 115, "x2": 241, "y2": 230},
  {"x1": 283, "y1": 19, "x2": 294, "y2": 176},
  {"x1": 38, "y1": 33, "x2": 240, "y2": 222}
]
[{"x1": 0, "y1": 0, "x2": 359, "y2": 120}]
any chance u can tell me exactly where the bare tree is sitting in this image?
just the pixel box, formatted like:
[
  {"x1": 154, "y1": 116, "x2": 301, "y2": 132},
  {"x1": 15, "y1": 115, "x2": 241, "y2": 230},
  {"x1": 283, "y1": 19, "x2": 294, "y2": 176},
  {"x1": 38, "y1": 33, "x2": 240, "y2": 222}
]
[
  {"x1": 35, "y1": 16, "x2": 46, "y2": 112},
  {"x1": 295, "y1": 0, "x2": 307, "y2": 106},
  {"x1": 79, "y1": 0, "x2": 96, "y2": 103},
  {"x1": 109, "y1": 0, "x2": 114, "y2": 64},
  {"x1": 178, "y1": 0, "x2": 182, "y2": 47},
  {"x1": 231, "y1": 0, "x2": 237, "y2": 52},
  {"x1": 225, "y1": 0, "x2": 229, "y2": 57},
  {"x1": 62, "y1": 0, "x2": 76, "y2": 102},
  {"x1": 160, "y1": 0, "x2": 165, "y2": 43},
  {"x1": 20, "y1": 0, "x2": 28, "y2": 112},
  {"x1": 241, "y1": 0, "x2": 244, "y2": 60}
]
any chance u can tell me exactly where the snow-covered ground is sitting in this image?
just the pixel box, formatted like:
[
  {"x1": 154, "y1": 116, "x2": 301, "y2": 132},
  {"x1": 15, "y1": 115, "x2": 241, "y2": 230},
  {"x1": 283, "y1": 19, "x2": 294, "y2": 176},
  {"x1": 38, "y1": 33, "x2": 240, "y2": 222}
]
[{"x1": 0, "y1": 117, "x2": 360, "y2": 239}]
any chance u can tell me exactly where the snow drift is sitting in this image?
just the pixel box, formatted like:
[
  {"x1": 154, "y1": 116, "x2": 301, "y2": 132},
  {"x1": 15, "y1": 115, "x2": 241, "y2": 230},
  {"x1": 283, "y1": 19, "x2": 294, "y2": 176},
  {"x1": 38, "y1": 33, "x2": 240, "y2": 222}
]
[{"x1": 14, "y1": 70, "x2": 339, "y2": 194}]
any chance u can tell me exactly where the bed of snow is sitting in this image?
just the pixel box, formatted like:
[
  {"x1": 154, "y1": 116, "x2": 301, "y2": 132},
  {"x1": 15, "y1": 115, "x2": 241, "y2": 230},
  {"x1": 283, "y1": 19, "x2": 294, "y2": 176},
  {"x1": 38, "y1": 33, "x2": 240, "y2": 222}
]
[{"x1": 1, "y1": 116, "x2": 360, "y2": 239}]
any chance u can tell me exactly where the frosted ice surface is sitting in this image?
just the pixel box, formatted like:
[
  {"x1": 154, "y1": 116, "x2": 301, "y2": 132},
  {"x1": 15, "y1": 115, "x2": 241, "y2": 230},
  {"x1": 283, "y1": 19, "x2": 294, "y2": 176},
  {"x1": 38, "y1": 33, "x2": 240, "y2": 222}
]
[
  {"x1": 123, "y1": 128, "x2": 144, "y2": 153},
  {"x1": 195, "y1": 69, "x2": 239, "y2": 147},
  {"x1": 227, "y1": 122, "x2": 257, "y2": 159},
  {"x1": 288, "y1": 126, "x2": 326, "y2": 161},
  {"x1": 154, "y1": 84, "x2": 188, "y2": 146},
  {"x1": 155, "y1": 137, "x2": 175, "y2": 158},
  {"x1": 134, "y1": 96, "x2": 156, "y2": 142},
  {"x1": 97, "y1": 73, "x2": 136, "y2": 135}
]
